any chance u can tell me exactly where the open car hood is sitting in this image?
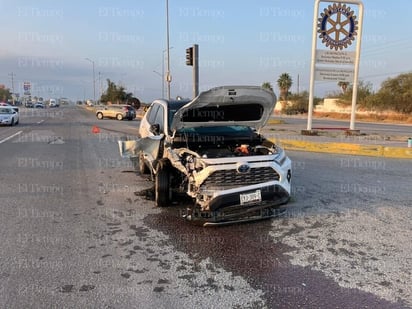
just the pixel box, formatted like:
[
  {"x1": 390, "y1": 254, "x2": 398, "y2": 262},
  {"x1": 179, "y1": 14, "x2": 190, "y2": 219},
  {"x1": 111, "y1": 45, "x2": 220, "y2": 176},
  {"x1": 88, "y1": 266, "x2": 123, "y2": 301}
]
[{"x1": 171, "y1": 86, "x2": 277, "y2": 132}]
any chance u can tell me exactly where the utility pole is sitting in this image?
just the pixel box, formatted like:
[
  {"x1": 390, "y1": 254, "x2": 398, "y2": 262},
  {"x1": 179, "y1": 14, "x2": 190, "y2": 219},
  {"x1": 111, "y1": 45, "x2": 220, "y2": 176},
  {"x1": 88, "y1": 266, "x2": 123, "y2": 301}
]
[
  {"x1": 297, "y1": 74, "x2": 300, "y2": 96},
  {"x1": 9, "y1": 72, "x2": 15, "y2": 104},
  {"x1": 165, "y1": 0, "x2": 172, "y2": 100},
  {"x1": 85, "y1": 58, "x2": 96, "y2": 103},
  {"x1": 98, "y1": 72, "x2": 102, "y2": 100}
]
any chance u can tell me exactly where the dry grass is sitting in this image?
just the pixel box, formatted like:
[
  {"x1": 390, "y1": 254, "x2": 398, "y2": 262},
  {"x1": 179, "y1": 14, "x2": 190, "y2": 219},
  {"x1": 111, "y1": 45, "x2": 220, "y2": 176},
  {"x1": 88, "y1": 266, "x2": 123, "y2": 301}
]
[{"x1": 313, "y1": 112, "x2": 412, "y2": 124}]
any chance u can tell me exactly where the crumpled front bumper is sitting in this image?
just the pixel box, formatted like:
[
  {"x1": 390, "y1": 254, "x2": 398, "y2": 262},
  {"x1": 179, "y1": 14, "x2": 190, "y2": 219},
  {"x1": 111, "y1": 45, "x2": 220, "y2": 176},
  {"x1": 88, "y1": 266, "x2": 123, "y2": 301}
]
[
  {"x1": 184, "y1": 153, "x2": 292, "y2": 226},
  {"x1": 207, "y1": 183, "x2": 290, "y2": 211},
  {"x1": 183, "y1": 183, "x2": 290, "y2": 226}
]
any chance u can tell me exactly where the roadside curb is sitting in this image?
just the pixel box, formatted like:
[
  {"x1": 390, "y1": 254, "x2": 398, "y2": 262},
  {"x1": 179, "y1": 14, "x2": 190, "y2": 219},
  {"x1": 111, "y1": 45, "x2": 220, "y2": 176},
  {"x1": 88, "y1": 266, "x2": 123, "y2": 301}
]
[{"x1": 272, "y1": 138, "x2": 412, "y2": 159}]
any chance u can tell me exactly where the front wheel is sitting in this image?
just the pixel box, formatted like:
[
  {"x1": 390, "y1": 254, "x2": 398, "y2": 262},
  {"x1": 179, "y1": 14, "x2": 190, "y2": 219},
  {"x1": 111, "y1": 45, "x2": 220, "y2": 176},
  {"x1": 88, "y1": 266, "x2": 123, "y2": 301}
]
[
  {"x1": 96, "y1": 112, "x2": 104, "y2": 120},
  {"x1": 116, "y1": 114, "x2": 123, "y2": 121},
  {"x1": 155, "y1": 161, "x2": 171, "y2": 207}
]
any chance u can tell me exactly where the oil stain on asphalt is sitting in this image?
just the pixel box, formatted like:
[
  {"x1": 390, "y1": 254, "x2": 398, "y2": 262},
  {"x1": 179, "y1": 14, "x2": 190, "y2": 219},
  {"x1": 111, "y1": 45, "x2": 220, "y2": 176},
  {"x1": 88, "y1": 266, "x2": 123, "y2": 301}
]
[{"x1": 144, "y1": 206, "x2": 409, "y2": 309}]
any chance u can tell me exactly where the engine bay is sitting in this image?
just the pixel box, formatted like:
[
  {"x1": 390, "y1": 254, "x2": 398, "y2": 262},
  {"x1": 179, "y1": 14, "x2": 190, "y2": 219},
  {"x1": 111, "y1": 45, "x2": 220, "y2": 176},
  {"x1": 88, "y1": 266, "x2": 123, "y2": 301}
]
[
  {"x1": 193, "y1": 143, "x2": 276, "y2": 158},
  {"x1": 172, "y1": 129, "x2": 277, "y2": 159}
]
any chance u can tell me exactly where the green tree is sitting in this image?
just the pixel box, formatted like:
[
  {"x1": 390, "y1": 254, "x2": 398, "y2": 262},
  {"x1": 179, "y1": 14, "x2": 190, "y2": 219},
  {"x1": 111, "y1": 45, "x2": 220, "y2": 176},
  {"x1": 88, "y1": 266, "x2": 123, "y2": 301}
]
[
  {"x1": 331, "y1": 73, "x2": 412, "y2": 113},
  {"x1": 100, "y1": 79, "x2": 137, "y2": 106},
  {"x1": 336, "y1": 80, "x2": 373, "y2": 107},
  {"x1": 283, "y1": 91, "x2": 322, "y2": 114},
  {"x1": 261, "y1": 81, "x2": 273, "y2": 92},
  {"x1": 369, "y1": 73, "x2": 412, "y2": 113},
  {"x1": 0, "y1": 87, "x2": 12, "y2": 102},
  {"x1": 277, "y1": 73, "x2": 293, "y2": 101}
]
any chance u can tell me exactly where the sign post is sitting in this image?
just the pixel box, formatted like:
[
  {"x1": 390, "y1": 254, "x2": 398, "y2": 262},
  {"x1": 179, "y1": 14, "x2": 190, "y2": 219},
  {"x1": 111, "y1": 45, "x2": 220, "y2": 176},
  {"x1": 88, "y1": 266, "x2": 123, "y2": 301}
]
[
  {"x1": 193, "y1": 44, "x2": 199, "y2": 98},
  {"x1": 23, "y1": 81, "x2": 31, "y2": 96},
  {"x1": 306, "y1": 0, "x2": 364, "y2": 133}
]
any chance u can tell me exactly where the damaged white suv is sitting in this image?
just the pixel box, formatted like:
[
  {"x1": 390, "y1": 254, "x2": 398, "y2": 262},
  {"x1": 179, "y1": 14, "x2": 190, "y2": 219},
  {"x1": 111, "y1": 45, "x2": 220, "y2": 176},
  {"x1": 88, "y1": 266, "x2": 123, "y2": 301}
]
[{"x1": 119, "y1": 86, "x2": 291, "y2": 226}]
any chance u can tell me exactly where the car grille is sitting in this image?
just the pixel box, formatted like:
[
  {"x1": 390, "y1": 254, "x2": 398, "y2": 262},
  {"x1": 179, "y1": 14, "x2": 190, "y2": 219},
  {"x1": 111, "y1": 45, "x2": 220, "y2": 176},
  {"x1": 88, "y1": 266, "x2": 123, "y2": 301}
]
[{"x1": 200, "y1": 166, "x2": 280, "y2": 189}]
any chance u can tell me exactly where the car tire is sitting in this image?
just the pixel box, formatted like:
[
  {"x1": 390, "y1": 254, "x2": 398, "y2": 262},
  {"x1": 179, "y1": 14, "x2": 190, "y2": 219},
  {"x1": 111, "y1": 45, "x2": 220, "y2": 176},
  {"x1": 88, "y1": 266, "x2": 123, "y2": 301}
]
[
  {"x1": 96, "y1": 112, "x2": 104, "y2": 120},
  {"x1": 10, "y1": 118, "x2": 14, "y2": 126},
  {"x1": 116, "y1": 114, "x2": 123, "y2": 121},
  {"x1": 155, "y1": 161, "x2": 171, "y2": 207},
  {"x1": 139, "y1": 151, "x2": 150, "y2": 174}
]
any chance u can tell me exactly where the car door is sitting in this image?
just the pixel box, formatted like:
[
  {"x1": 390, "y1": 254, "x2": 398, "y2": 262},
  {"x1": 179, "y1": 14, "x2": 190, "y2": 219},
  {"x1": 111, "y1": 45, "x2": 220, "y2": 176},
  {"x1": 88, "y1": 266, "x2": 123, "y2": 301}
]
[
  {"x1": 140, "y1": 103, "x2": 159, "y2": 138},
  {"x1": 108, "y1": 106, "x2": 118, "y2": 118}
]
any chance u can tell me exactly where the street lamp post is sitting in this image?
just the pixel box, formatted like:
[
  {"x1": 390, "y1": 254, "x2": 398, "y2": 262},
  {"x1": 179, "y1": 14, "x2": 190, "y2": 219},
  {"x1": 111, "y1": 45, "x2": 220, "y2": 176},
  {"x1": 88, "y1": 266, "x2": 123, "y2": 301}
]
[
  {"x1": 85, "y1": 58, "x2": 96, "y2": 103},
  {"x1": 98, "y1": 72, "x2": 102, "y2": 99},
  {"x1": 166, "y1": 0, "x2": 171, "y2": 100},
  {"x1": 161, "y1": 47, "x2": 173, "y2": 98},
  {"x1": 8, "y1": 72, "x2": 15, "y2": 104}
]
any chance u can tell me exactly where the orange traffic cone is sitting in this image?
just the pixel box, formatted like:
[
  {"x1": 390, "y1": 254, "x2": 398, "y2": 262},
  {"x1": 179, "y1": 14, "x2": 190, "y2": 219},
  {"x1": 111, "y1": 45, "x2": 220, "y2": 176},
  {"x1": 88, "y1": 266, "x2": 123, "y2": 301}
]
[{"x1": 92, "y1": 126, "x2": 101, "y2": 133}]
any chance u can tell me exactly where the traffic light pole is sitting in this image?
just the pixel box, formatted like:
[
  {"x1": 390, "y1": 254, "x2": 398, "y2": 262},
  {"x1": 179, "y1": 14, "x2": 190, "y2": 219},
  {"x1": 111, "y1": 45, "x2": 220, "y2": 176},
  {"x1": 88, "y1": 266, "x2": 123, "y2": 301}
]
[
  {"x1": 186, "y1": 44, "x2": 199, "y2": 98},
  {"x1": 193, "y1": 44, "x2": 199, "y2": 98}
]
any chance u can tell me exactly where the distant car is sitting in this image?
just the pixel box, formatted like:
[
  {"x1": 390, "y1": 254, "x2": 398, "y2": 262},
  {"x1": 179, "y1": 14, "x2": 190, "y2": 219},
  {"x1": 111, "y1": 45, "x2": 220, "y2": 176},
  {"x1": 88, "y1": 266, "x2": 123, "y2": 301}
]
[
  {"x1": 96, "y1": 104, "x2": 136, "y2": 120},
  {"x1": 34, "y1": 102, "x2": 45, "y2": 108},
  {"x1": 49, "y1": 99, "x2": 58, "y2": 107},
  {"x1": 0, "y1": 102, "x2": 19, "y2": 113},
  {"x1": 0, "y1": 106, "x2": 19, "y2": 126},
  {"x1": 25, "y1": 101, "x2": 34, "y2": 108}
]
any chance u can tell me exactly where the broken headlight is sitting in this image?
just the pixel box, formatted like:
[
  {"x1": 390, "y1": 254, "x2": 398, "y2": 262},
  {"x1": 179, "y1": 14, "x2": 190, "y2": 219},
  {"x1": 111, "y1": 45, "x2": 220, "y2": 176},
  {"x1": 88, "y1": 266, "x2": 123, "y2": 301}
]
[{"x1": 274, "y1": 146, "x2": 287, "y2": 166}]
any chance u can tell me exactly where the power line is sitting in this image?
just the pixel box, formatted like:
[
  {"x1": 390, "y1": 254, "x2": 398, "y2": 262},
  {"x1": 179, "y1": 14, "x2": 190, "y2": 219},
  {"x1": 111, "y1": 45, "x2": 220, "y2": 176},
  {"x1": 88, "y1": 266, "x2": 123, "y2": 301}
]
[{"x1": 361, "y1": 38, "x2": 412, "y2": 57}]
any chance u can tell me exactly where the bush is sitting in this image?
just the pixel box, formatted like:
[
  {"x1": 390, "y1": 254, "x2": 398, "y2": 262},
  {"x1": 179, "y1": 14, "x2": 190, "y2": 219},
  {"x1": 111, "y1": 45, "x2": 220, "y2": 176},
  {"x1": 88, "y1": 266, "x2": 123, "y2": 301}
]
[{"x1": 282, "y1": 91, "x2": 322, "y2": 114}]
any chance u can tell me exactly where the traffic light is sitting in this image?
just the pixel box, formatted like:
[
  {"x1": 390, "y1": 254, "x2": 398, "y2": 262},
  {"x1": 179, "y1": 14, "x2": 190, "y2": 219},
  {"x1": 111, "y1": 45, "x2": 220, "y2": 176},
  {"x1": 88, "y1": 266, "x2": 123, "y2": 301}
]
[{"x1": 186, "y1": 47, "x2": 193, "y2": 66}]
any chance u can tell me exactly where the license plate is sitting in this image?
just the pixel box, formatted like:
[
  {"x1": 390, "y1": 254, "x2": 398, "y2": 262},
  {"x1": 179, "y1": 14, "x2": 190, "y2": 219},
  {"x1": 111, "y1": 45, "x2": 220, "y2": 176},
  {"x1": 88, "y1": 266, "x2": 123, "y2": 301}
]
[{"x1": 240, "y1": 190, "x2": 262, "y2": 205}]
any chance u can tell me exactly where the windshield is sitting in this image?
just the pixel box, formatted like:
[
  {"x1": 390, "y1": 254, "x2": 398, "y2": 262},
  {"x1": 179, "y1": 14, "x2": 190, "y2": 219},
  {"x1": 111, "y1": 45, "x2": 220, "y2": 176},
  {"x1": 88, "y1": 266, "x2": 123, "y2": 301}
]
[{"x1": 0, "y1": 108, "x2": 13, "y2": 114}]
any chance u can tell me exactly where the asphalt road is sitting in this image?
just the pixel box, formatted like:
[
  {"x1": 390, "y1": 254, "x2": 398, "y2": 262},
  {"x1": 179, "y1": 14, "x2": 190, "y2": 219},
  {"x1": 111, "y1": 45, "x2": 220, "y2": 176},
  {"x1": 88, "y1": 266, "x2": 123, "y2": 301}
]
[{"x1": 0, "y1": 106, "x2": 411, "y2": 308}]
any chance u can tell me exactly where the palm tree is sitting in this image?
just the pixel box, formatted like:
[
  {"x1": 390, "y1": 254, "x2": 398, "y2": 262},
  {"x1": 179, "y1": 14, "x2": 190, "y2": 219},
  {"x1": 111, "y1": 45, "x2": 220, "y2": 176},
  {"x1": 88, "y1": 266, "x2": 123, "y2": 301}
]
[
  {"x1": 261, "y1": 82, "x2": 273, "y2": 92},
  {"x1": 277, "y1": 73, "x2": 293, "y2": 101}
]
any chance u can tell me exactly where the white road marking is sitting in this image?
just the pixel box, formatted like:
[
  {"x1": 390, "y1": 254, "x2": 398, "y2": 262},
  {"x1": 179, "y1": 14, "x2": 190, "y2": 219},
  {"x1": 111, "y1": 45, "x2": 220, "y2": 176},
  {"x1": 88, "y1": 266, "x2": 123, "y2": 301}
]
[
  {"x1": 0, "y1": 131, "x2": 23, "y2": 144},
  {"x1": 37, "y1": 120, "x2": 45, "y2": 124}
]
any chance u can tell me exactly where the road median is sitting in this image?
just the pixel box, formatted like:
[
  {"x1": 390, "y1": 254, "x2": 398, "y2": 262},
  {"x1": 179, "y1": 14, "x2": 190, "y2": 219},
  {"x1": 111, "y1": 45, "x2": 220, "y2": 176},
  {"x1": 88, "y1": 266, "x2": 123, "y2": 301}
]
[{"x1": 272, "y1": 138, "x2": 412, "y2": 159}]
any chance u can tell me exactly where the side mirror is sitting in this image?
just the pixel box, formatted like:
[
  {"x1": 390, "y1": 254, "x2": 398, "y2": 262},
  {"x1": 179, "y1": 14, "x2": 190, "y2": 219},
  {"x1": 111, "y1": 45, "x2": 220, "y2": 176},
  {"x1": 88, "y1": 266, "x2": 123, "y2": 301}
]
[{"x1": 149, "y1": 123, "x2": 161, "y2": 135}]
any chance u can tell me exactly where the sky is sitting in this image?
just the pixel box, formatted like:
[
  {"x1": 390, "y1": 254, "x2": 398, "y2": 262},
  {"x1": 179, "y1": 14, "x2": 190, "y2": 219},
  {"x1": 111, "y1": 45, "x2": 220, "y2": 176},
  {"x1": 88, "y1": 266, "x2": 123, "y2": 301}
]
[{"x1": 0, "y1": 0, "x2": 411, "y2": 103}]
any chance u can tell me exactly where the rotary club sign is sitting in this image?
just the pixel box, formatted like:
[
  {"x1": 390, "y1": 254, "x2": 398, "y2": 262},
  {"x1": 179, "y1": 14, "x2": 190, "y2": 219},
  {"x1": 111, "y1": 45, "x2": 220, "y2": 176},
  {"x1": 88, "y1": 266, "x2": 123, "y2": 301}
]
[
  {"x1": 306, "y1": 0, "x2": 364, "y2": 132},
  {"x1": 317, "y1": 3, "x2": 359, "y2": 50}
]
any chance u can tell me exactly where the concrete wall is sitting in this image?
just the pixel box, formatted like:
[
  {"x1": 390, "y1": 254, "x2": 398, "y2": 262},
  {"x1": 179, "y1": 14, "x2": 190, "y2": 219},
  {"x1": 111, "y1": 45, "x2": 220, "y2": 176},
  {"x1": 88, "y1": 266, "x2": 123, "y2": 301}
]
[{"x1": 315, "y1": 98, "x2": 352, "y2": 113}]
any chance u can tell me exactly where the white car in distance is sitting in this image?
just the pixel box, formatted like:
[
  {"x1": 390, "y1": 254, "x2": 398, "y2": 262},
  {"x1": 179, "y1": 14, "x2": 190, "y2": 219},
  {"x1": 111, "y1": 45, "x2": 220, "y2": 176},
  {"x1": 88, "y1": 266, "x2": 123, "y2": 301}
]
[
  {"x1": 49, "y1": 99, "x2": 58, "y2": 107},
  {"x1": 0, "y1": 106, "x2": 19, "y2": 126}
]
